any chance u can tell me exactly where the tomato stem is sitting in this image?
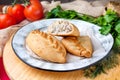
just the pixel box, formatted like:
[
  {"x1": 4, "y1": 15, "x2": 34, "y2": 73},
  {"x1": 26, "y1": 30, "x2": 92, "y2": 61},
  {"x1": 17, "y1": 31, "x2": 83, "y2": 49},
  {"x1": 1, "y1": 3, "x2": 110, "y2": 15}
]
[
  {"x1": 12, "y1": 0, "x2": 18, "y2": 6},
  {"x1": 23, "y1": 0, "x2": 30, "y2": 6}
]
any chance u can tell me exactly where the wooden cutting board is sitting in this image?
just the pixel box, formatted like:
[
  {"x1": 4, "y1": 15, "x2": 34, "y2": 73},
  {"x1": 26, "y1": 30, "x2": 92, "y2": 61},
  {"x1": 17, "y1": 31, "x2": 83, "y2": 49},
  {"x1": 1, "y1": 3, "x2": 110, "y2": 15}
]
[{"x1": 3, "y1": 36, "x2": 120, "y2": 80}]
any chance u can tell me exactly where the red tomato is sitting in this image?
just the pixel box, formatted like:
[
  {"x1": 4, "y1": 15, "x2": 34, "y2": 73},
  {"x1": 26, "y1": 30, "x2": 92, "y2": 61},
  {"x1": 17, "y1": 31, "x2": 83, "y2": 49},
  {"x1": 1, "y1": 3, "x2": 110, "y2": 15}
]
[
  {"x1": 24, "y1": 0, "x2": 44, "y2": 21},
  {"x1": 0, "y1": 14, "x2": 16, "y2": 29},
  {"x1": 7, "y1": 4, "x2": 25, "y2": 23}
]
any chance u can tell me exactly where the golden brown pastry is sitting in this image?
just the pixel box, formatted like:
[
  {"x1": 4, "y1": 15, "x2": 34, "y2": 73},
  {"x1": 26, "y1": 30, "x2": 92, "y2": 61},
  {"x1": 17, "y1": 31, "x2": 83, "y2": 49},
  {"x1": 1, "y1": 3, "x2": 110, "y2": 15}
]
[
  {"x1": 61, "y1": 36, "x2": 93, "y2": 58},
  {"x1": 47, "y1": 20, "x2": 80, "y2": 36},
  {"x1": 26, "y1": 30, "x2": 66, "y2": 63}
]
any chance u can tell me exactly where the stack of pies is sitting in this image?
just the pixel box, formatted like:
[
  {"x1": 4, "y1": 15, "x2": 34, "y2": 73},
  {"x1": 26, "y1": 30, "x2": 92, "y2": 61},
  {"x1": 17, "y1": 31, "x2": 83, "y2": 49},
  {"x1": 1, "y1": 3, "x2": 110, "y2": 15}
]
[{"x1": 26, "y1": 20, "x2": 93, "y2": 63}]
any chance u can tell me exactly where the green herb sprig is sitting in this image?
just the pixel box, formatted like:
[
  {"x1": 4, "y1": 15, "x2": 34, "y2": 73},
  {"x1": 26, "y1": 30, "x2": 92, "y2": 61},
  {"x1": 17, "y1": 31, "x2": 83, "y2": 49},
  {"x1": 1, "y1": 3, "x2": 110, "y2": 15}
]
[
  {"x1": 45, "y1": 5, "x2": 120, "y2": 78},
  {"x1": 84, "y1": 50, "x2": 119, "y2": 78},
  {"x1": 46, "y1": 5, "x2": 94, "y2": 22},
  {"x1": 93, "y1": 9, "x2": 120, "y2": 50}
]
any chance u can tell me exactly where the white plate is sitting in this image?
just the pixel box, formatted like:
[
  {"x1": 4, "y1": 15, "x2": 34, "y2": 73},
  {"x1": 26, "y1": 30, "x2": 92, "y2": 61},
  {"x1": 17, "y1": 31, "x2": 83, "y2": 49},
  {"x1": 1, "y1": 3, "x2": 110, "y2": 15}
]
[{"x1": 12, "y1": 18, "x2": 113, "y2": 71}]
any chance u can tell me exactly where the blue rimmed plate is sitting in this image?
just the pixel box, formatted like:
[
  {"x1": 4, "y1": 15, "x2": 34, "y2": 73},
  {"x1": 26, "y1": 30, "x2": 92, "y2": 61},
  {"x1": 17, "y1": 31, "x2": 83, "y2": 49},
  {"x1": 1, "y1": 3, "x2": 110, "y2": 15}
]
[{"x1": 11, "y1": 19, "x2": 113, "y2": 71}]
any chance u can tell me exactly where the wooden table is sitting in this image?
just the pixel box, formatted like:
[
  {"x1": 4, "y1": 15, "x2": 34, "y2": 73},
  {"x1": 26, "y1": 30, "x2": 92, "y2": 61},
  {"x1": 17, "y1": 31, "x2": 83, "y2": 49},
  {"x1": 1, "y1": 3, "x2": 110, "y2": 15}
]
[{"x1": 3, "y1": 36, "x2": 120, "y2": 80}]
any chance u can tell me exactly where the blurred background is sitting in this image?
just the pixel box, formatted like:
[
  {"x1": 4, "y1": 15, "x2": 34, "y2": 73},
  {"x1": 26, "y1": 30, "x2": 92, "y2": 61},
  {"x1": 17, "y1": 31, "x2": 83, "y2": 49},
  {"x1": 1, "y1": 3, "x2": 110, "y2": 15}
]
[
  {"x1": 0, "y1": 0, "x2": 120, "y2": 5},
  {"x1": 0, "y1": 0, "x2": 74, "y2": 4}
]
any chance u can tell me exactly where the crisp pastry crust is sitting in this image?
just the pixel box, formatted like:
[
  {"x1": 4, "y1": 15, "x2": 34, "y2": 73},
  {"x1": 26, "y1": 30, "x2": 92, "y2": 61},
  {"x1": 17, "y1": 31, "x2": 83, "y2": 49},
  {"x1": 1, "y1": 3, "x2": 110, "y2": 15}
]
[
  {"x1": 47, "y1": 20, "x2": 80, "y2": 36},
  {"x1": 26, "y1": 30, "x2": 66, "y2": 63},
  {"x1": 61, "y1": 36, "x2": 93, "y2": 58}
]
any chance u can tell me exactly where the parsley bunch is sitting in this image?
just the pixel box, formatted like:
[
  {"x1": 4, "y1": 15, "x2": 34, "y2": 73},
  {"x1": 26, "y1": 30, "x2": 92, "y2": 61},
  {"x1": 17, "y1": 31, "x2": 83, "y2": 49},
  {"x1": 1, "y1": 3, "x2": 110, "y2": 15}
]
[{"x1": 46, "y1": 5, "x2": 94, "y2": 22}]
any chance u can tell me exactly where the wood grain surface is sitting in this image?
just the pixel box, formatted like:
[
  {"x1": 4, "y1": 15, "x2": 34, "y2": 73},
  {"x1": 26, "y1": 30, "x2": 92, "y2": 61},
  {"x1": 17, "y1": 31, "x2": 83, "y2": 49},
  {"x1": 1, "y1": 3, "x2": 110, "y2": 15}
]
[{"x1": 3, "y1": 36, "x2": 120, "y2": 80}]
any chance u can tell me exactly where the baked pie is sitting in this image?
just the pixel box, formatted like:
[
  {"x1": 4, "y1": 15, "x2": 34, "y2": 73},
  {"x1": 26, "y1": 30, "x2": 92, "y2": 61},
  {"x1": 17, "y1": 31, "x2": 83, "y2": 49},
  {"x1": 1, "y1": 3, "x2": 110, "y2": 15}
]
[
  {"x1": 61, "y1": 36, "x2": 93, "y2": 58},
  {"x1": 47, "y1": 20, "x2": 80, "y2": 36},
  {"x1": 26, "y1": 30, "x2": 66, "y2": 63}
]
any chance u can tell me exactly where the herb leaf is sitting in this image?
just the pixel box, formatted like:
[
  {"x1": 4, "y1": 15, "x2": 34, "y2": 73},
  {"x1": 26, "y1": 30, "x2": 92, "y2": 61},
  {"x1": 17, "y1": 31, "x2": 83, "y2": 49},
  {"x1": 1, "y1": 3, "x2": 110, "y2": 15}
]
[
  {"x1": 115, "y1": 23, "x2": 120, "y2": 33},
  {"x1": 114, "y1": 35, "x2": 120, "y2": 49},
  {"x1": 93, "y1": 16, "x2": 107, "y2": 26},
  {"x1": 45, "y1": 5, "x2": 94, "y2": 21},
  {"x1": 99, "y1": 24, "x2": 112, "y2": 35},
  {"x1": 104, "y1": 9, "x2": 118, "y2": 23}
]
